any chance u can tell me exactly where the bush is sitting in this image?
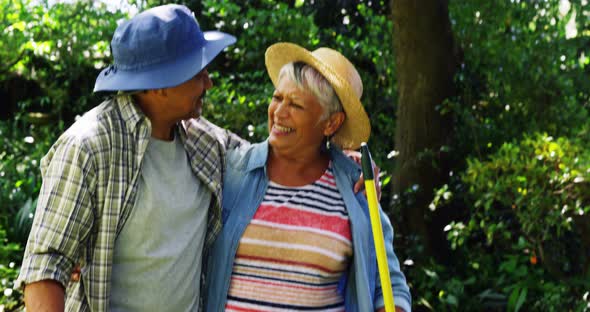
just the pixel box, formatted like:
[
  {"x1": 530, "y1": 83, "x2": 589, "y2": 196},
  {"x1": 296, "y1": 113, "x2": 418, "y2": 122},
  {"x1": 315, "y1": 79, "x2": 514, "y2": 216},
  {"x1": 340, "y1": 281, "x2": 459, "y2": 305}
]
[
  {"x1": 0, "y1": 227, "x2": 23, "y2": 312},
  {"x1": 0, "y1": 117, "x2": 59, "y2": 245},
  {"x1": 464, "y1": 133, "x2": 590, "y2": 279},
  {"x1": 451, "y1": 132, "x2": 590, "y2": 310},
  {"x1": 0, "y1": 114, "x2": 58, "y2": 312}
]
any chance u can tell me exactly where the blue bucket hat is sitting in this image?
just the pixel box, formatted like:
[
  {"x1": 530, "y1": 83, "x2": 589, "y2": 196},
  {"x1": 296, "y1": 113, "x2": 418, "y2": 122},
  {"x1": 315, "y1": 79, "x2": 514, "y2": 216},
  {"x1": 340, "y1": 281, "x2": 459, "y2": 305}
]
[{"x1": 94, "y1": 4, "x2": 236, "y2": 92}]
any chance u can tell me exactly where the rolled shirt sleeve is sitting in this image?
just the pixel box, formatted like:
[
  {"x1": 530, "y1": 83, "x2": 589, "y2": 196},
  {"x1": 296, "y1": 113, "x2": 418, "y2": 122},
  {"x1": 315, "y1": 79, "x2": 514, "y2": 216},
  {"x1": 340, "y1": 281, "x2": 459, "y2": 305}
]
[{"x1": 17, "y1": 136, "x2": 95, "y2": 289}]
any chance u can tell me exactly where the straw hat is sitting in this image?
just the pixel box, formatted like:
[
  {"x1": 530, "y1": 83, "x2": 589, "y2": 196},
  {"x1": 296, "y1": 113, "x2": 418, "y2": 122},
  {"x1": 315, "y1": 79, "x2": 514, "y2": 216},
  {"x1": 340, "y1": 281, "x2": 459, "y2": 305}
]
[{"x1": 265, "y1": 42, "x2": 370, "y2": 150}]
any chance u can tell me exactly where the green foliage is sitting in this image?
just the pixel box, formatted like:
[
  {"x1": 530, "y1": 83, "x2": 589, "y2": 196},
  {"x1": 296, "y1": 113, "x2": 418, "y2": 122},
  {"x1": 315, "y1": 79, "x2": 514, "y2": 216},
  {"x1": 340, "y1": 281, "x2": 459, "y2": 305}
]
[
  {"x1": 463, "y1": 133, "x2": 590, "y2": 280},
  {"x1": 408, "y1": 235, "x2": 589, "y2": 311},
  {"x1": 405, "y1": 1, "x2": 590, "y2": 310},
  {"x1": 1, "y1": 0, "x2": 125, "y2": 117},
  {"x1": 0, "y1": 119, "x2": 59, "y2": 245},
  {"x1": 0, "y1": 120, "x2": 54, "y2": 312},
  {"x1": 0, "y1": 227, "x2": 23, "y2": 311},
  {"x1": 414, "y1": 133, "x2": 590, "y2": 310},
  {"x1": 449, "y1": 0, "x2": 590, "y2": 157}
]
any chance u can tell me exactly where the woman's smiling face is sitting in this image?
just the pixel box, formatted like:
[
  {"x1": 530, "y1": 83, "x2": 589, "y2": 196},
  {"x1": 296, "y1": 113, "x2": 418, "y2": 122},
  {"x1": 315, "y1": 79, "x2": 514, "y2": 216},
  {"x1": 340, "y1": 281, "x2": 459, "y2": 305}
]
[{"x1": 267, "y1": 76, "x2": 329, "y2": 155}]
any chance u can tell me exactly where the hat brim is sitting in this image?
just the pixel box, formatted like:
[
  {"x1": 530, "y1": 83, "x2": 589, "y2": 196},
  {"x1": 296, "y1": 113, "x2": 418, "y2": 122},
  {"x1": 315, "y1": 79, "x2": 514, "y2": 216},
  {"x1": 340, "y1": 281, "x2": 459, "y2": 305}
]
[
  {"x1": 93, "y1": 31, "x2": 236, "y2": 92},
  {"x1": 265, "y1": 42, "x2": 370, "y2": 150}
]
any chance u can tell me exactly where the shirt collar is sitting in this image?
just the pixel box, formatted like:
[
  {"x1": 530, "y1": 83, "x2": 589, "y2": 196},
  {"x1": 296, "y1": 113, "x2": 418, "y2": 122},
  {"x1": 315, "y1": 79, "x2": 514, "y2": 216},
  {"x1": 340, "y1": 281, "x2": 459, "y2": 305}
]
[{"x1": 116, "y1": 94, "x2": 149, "y2": 134}]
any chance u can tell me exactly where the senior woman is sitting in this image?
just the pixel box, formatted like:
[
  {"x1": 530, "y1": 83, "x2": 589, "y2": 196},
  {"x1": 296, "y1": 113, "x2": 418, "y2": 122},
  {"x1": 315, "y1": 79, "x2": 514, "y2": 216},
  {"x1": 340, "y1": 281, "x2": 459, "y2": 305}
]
[{"x1": 204, "y1": 43, "x2": 411, "y2": 312}]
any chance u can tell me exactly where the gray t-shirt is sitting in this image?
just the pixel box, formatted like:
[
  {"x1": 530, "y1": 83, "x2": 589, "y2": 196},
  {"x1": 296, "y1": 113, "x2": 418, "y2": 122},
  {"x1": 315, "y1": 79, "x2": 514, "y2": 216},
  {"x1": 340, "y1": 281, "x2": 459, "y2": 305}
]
[{"x1": 109, "y1": 133, "x2": 211, "y2": 311}]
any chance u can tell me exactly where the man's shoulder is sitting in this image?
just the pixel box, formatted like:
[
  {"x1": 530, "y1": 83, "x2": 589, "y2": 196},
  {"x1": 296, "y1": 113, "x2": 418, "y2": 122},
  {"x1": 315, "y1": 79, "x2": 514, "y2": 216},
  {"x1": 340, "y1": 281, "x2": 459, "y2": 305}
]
[
  {"x1": 184, "y1": 117, "x2": 226, "y2": 142},
  {"x1": 183, "y1": 117, "x2": 248, "y2": 151},
  {"x1": 182, "y1": 117, "x2": 212, "y2": 132},
  {"x1": 50, "y1": 99, "x2": 125, "y2": 155}
]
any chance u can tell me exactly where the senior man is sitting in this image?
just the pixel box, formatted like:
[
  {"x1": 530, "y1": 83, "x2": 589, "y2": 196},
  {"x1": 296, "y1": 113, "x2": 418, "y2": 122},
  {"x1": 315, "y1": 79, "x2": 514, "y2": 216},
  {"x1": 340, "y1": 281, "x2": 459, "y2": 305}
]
[{"x1": 17, "y1": 4, "x2": 245, "y2": 311}]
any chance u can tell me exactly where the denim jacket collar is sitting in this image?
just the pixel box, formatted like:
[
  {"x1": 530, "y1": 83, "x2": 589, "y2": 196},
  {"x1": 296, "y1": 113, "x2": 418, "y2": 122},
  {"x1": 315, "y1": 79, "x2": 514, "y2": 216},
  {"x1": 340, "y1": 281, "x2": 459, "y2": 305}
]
[
  {"x1": 245, "y1": 139, "x2": 270, "y2": 172},
  {"x1": 244, "y1": 140, "x2": 361, "y2": 181}
]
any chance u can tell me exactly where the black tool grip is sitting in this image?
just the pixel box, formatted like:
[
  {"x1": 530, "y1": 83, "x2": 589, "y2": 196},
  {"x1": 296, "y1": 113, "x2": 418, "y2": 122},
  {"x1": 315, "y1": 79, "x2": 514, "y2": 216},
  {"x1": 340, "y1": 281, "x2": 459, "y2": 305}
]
[{"x1": 360, "y1": 142, "x2": 374, "y2": 180}]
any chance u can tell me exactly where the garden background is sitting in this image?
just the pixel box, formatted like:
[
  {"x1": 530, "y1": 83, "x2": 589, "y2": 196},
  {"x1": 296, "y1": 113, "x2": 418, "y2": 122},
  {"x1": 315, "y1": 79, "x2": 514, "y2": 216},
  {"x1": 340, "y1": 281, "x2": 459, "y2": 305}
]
[{"x1": 1, "y1": 0, "x2": 589, "y2": 311}]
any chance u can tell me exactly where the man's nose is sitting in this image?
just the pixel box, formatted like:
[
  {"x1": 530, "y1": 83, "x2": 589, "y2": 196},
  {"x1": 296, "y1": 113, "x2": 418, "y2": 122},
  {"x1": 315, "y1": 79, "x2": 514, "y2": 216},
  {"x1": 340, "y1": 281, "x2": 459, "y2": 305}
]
[{"x1": 203, "y1": 69, "x2": 213, "y2": 89}]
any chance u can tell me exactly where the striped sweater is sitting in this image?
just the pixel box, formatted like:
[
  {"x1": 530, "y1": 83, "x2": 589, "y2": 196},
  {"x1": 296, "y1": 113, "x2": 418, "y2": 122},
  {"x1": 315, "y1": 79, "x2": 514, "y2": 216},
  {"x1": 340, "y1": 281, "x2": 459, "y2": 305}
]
[{"x1": 225, "y1": 166, "x2": 352, "y2": 311}]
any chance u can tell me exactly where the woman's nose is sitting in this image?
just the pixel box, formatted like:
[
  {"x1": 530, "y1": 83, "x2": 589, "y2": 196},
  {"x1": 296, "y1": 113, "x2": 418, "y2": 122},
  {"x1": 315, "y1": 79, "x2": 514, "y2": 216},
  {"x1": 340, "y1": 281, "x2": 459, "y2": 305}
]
[{"x1": 274, "y1": 101, "x2": 289, "y2": 117}]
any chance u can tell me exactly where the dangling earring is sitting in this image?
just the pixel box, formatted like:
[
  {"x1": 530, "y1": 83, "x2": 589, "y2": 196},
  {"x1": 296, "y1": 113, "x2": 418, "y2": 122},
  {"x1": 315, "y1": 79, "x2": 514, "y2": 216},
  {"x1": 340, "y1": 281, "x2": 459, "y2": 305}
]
[{"x1": 325, "y1": 135, "x2": 332, "y2": 150}]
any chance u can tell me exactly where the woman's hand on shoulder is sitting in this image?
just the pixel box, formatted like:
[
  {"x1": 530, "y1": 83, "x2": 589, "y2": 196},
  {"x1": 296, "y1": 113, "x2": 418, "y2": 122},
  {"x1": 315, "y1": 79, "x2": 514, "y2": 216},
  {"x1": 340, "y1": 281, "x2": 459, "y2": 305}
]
[{"x1": 343, "y1": 149, "x2": 382, "y2": 200}]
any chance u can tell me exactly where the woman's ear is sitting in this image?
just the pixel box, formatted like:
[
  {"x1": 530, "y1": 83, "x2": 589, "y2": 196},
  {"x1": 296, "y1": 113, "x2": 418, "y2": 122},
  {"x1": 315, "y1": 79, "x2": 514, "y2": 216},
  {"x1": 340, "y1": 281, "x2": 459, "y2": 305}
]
[{"x1": 323, "y1": 112, "x2": 345, "y2": 136}]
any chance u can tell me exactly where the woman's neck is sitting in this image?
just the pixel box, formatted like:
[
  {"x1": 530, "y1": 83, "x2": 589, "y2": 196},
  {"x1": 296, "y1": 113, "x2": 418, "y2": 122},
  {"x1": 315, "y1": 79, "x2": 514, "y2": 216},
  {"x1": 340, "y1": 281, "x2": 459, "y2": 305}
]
[{"x1": 267, "y1": 147, "x2": 330, "y2": 187}]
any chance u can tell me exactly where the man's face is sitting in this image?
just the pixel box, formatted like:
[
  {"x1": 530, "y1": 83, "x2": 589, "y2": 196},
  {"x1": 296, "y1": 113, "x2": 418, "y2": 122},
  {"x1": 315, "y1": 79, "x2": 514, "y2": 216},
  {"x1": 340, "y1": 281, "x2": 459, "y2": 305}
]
[{"x1": 165, "y1": 68, "x2": 213, "y2": 120}]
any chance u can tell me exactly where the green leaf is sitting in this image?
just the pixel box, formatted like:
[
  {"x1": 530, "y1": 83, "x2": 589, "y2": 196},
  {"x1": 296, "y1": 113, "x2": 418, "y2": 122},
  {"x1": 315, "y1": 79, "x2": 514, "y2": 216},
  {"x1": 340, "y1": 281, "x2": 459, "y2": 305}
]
[
  {"x1": 514, "y1": 287, "x2": 527, "y2": 312},
  {"x1": 295, "y1": 0, "x2": 305, "y2": 8}
]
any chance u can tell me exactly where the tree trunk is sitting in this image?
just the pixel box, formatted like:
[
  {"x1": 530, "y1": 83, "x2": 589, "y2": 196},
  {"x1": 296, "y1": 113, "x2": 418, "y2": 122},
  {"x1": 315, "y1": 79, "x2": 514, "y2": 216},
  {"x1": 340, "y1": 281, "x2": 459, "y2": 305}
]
[{"x1": 390, "y1": 0, "x2": 458, "y2": 262}]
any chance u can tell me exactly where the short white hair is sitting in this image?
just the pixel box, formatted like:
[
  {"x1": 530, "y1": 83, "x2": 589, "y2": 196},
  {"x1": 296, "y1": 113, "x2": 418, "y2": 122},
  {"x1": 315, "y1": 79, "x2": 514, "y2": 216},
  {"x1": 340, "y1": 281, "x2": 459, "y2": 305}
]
[{"x1": 277, "y1": 62, "x2": 343, "y2": 121}]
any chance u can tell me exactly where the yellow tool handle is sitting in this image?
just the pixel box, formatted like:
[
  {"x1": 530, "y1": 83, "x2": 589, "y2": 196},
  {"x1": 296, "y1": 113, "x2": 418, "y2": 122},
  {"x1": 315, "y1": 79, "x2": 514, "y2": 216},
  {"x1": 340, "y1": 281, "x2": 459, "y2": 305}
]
[
  {"x1": 361, "y1": 142, "x2": 396, "y2": 312},
  {"x1": 365, "y1": 179, "x2": 396, "y2": 312}
]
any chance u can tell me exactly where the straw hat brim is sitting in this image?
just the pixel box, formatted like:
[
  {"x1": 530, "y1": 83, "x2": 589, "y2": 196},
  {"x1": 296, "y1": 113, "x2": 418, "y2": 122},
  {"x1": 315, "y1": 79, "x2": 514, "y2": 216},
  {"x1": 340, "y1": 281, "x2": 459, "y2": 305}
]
[{"x1": 265, "y1": 42, "x2": 370, "y2": 150}]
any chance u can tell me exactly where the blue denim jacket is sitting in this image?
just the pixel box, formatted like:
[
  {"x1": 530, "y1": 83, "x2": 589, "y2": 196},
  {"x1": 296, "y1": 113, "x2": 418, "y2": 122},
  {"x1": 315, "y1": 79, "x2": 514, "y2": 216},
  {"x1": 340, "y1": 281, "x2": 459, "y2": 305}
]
[{"x1": 204, "y1": 141, "x2": 412, "y2": 312}]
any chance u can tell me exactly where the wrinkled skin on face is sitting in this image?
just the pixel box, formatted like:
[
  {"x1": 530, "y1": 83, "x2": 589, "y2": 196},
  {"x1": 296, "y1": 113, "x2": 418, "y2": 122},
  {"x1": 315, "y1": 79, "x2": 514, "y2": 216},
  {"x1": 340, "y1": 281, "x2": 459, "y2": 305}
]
[{"x1": 268, "y1": 76, "x2": 344, "y2": 159}]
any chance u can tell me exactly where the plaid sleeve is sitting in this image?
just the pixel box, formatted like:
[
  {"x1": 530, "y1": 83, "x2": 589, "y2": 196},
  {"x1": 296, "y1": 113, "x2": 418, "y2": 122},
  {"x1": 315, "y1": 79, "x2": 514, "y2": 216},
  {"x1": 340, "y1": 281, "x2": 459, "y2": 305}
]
[
  {"x1": 194, "y1": 117, "x2": 250, "y2": 150},
  {"x1": 224, "y1": 128, "x2": 249, "y2": 150},
  {"x1": 16, "y1": 136, "x2": 96, "y2": 289}
]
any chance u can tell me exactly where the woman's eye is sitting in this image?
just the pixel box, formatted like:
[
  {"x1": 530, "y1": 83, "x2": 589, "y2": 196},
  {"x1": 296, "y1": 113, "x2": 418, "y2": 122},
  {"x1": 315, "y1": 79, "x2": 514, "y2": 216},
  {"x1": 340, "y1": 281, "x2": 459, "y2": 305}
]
[
  {"x1": 290, "y1": 103, "x2": 303, "y2": 109},
  {"x1": 272, "y1": 95, "x2": 282, "y2": 101}
]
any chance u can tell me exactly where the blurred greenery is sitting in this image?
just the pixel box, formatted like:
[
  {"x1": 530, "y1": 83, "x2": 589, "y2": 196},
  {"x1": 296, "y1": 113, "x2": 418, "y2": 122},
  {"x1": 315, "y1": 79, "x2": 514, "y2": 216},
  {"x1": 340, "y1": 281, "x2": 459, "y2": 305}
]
[{"x1": 1, "y1": 0, "x2": 590, "y2": 311}]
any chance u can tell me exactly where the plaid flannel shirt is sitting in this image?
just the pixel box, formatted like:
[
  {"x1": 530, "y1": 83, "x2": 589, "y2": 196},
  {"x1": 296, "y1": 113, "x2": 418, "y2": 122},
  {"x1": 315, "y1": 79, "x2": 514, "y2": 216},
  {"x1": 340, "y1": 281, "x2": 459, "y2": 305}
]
[{"x1": 17, "y1": 95, "x2": 245, "y2": 311}]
